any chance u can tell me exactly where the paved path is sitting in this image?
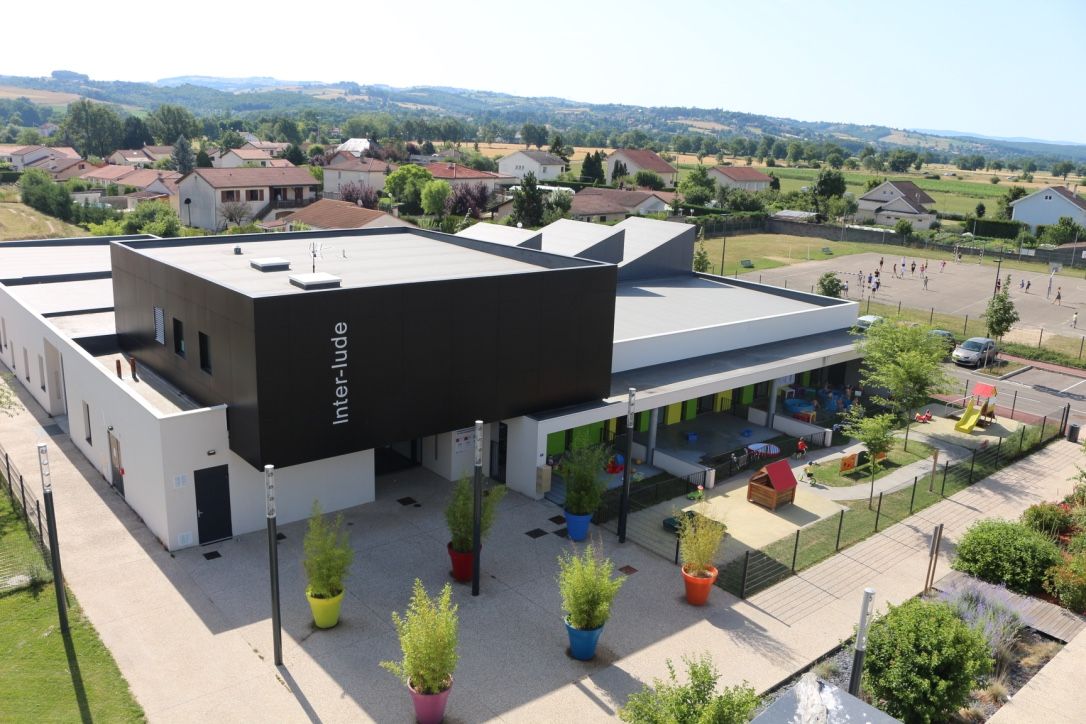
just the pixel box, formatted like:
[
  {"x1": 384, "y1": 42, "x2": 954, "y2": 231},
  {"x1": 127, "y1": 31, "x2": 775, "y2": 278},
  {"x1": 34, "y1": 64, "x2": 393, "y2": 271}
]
[{"x1": 2, "y1": 365, "x2": 1082, "y2": 722}]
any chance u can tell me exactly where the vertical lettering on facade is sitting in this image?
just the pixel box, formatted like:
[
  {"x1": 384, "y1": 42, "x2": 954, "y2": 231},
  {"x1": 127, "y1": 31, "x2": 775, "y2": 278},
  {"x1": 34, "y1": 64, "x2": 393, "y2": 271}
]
[{"x1": 331, "y1": 322, "x2": 349, "y2": 425}]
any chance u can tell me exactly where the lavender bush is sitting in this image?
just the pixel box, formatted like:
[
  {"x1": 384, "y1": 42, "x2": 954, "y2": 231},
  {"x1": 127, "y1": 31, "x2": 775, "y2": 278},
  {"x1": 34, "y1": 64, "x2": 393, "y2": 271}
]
[{"x1": 941, "y1": 583, "x2": 1022, "y2": 669}]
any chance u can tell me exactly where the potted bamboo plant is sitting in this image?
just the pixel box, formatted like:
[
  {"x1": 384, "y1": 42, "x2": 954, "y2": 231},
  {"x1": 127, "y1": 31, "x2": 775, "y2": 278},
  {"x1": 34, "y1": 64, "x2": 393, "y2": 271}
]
[
  {"x1": 381, "y1": 579, "x2": 459, "y2": 724},
  {"x1": 677, "y1": 505, "x2": 726, "y2": 606},
  {"x1": 445, "y1": 477, "x2": 507, "y2": 583},
  {"x1": 303, "y1": 501, "x2": 353, "y2": 628},
  {"x1": 557, "y1": 542, "x2": 624, "y2": 660},
  {"x1": 557, "y1": 445, "x2": 611, "y2": 541}
]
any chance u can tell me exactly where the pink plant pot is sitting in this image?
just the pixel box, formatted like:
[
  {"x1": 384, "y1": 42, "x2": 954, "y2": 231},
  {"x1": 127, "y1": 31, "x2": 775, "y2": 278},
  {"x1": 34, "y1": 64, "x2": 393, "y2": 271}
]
[{"x1": 409, "y1": 678, "x2": 452, "y2": 724}]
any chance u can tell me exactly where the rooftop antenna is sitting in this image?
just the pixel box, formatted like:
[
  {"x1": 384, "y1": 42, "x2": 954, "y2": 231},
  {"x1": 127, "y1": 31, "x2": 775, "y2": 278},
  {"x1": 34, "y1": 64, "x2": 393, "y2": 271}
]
[{"x1": 308, "y1": 241, "x2": 325, "y2": 273}]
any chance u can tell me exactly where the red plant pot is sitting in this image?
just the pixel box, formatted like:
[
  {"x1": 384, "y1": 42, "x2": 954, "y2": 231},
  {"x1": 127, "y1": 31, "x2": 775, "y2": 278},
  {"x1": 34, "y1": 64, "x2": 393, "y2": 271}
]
[
  {"x1": 448, "y1": 542, "x2": 475, "y2": 583},
  {"x1": 682, "y1": 564, "x2": 718, "y2": 606}
]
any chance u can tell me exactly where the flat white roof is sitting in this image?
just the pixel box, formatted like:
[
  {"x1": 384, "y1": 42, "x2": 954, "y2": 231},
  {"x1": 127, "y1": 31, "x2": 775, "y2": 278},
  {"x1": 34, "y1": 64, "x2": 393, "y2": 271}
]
[
  {"x1": 613, "y1": 276, "x2": 820, "y2": 341},
  {"x1": 7, "y1": 279, "x2": 114, "y2": 315},
  {"x1": 126, "y1": 230, "x2": 587, "y2": 296},
  {"x1": 0, "y1": 243, "x2": 111, "y2": 281},
  {"x1": 49, "y1": 311, "x2": 116, "y2": 338}
]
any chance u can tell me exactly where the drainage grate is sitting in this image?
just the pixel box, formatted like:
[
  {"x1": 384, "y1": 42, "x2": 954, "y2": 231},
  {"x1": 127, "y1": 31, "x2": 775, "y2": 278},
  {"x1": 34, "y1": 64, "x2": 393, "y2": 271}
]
[
  {"x1": 397, "y1": 496, "x2": 417, "y2": 506},
  {"x1": 619, "y1": 565, "x2": 638, "y2": 575},
  {"x1": 525, "y1": 528, "x2": 548, "y2": 539},
  {"x1": 202, "y1": 551, "x2": 222, "y2": 560},
  {"x1": 548, "y1": 515, "x2": 566, "y2": 525}
]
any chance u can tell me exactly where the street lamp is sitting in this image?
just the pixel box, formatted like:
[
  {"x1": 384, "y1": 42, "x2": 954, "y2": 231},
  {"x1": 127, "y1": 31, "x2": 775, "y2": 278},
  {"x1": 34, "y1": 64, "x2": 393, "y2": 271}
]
[
  {"x1": 38, "y1": 443, "x2": 68, "y2": 634},
  {"x1": 471, "y1": 419, "x2": 484, "y2": 596},
  {"x1": 618, "y1": 388, "x2": 636, "y2": 543},
  {"x1": 265, "y1": 464, "x2": 282, "y2": 666}
]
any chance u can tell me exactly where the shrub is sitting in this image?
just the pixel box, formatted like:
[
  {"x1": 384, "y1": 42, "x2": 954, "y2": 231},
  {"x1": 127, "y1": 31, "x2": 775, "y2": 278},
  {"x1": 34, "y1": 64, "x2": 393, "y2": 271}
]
[
  {"x1": 678, "y1": 506, "x2": 726, "y2": 576},
  {"x1": 864, "y1": 599, "x2": 992, "y2": 723},
  {"x1": 619, "y1": 653, "x2": 759, "y2": 724},
  {"x1": 953, "y1": 519, "x2": 1061, "y2": 594},
  {"x1": 557, "y1": 444, "x2": 610, "y2": 515},
  {"x1": 1044, "y1": 554, "x2": 1086, "y2": 613},
  {"x1": 557, "y1": 542, "x2": 624, "y2": 631},
  {"x1": 1062, "y1": 481, "x2": 1086, "y2": 509},
  {"x1": 1021, "y1": 502, "x2": 1074, "y2": 540},
  {"x1": 380, "y1": 579, "x2": 458, "y2": 695},
  {"x1": 445, "y1": 477, "x2": 506, "y2": 553},
  {"x1": 302, "y1": 501, "x2": 353, "y2": 599},
  {"x1": 940, "y1": 584, "x2": 1022, "y2": 668},
  {"x1": 1067, "y1": 533, "x2": 1086, "y2": 556}
]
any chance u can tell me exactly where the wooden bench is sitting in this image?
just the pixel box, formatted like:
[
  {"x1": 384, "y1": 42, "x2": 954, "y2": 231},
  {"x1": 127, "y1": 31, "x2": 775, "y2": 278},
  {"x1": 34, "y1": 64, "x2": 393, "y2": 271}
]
[{"x1": 740, "y1": 259, "x2": 754, "y2": 268}]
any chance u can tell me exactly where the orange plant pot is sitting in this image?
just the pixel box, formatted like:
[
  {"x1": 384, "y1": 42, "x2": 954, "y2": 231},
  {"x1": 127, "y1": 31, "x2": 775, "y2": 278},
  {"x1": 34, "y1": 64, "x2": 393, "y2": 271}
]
[{"x1": 681, "y1": 564, "x2": 718, "y2": 606}]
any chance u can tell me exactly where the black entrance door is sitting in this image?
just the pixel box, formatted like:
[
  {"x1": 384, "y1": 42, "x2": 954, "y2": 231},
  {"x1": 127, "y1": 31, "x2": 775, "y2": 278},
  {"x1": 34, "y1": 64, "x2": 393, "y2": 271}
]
[
  {"x1": 194, "y1": 465, "x2": 232, "y2": 544},
  {"x1": 107, "y1": 430, "x2": 124, "y2": 497}
]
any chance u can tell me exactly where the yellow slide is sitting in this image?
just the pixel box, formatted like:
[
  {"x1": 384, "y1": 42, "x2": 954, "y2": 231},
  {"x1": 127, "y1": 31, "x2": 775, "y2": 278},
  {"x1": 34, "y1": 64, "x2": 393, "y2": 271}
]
[{"x1": 955, "y1": 398, "x2": 981, "y2": 433}]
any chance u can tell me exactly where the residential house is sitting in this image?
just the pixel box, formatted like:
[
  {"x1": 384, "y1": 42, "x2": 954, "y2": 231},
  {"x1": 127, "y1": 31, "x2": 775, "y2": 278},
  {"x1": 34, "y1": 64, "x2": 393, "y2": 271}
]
[
  {"x1": 176, "y1": 167, "x2": 320, "y2": 230},
  {"x1": 217, "y1": 147, "x2": 295, "y2": 168},
  {"x1": 422, "y1": 162, "x2": 515, "y2": 193},
  {"x1": 260, "y1": 199, "x2": 413, "y2": 231},
  {"x1": 605, "y1": 148, "x2": 678, "y2": 186},
  {"x1": 570, "y1": 187, "x2": 669, "y2": 222},
  {"x1": 709, "y1": 166, "x2": 773, "y2": 192},
  {"x1": 38, "y1": 122, "x2": 59, "y2": 137},
  {"x1": 5, "y1": 145, "x2": 54, "y2": 171},
  {"x1": 143, "y1": 146, "x2": 174, "y2": 164},
  {"x1": 80, "y1": 164, "x2": 142, "y2": 186},
  {"x1": 498, "y1": 150, "x2": 565, "y2": 181},
  {"x1": 48, "y1": 146, "x2": 81, "y2": 160},
  {"x1": 323, "y1": 152, "x2": 396, "y2": 197},
  {"x1": 856, "y1": 180, "x2": 936, "y2": 229},
  {"x1": 1010, "y1": 186, "x2": 1086, "y2": 232},
  {"x1": 407, "y1": 148, "x2": 462, "y2": 165},
  {"x1": 335, "y1": 138, "x2": 376, "y2": 158},
  {"x1": 242, "y1": 140, "x2": 291, "y2": 157},
  {"x1": 108, "y1": 149, "x2": 154, "y2": 166},
  {"x1": 27, "y1": 155, "x2": 98, "y2": 181}
]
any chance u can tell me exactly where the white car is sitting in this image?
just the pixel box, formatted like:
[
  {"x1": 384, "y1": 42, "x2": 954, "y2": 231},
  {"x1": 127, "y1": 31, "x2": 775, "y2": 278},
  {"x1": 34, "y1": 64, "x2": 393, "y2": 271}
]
[
  {"x1": 952, "y1": 337, "x2": 998, "y2": 367},
  {"x1": 853, "y1": 315, "x2": 884, "y2": 332}
]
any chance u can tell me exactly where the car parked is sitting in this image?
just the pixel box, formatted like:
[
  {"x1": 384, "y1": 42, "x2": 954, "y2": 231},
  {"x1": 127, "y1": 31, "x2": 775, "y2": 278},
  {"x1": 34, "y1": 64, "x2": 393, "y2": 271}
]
[
  {"x1": 853, "y1": 315, "x2": 884, "y2": 333},
  {"x1": 929, "y1": 329, "x2": 956, "y2": 354},
  {"x1": 952, "y1": 337, "x2": 998, "y2": 367}
]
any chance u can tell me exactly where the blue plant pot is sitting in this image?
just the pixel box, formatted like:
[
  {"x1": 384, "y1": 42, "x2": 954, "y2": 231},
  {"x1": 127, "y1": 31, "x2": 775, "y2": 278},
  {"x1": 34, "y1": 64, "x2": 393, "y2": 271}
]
[
  {"x1": 564, "y1": 510, "x2": 593, "y2": 541},
  {"x1": 565, "y1": 617, "x2": 604, "y2": 661}
]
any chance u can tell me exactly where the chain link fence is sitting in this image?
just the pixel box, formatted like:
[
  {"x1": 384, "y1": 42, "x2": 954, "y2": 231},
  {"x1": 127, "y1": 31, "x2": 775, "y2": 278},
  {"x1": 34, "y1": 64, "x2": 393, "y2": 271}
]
[{"x1": 0, "y1": 443, "x2": 53, "y2": 594}]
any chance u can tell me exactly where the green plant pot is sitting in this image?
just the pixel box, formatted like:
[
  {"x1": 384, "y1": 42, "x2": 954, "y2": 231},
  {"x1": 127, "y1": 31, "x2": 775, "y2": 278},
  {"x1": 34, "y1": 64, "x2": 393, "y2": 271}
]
[{"x1": 306, "y1": 588, "x2": 345, "y2": 628}]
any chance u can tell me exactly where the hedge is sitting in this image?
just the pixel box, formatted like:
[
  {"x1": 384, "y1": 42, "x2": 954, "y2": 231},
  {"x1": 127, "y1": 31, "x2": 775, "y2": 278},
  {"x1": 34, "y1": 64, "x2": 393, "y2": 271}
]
[
  {"x1": 0, "y1": 170, "x2": 21, "y2": 183},
  {"x1": 961, "y1": 217, "x2": 1025, "y2": 239}
]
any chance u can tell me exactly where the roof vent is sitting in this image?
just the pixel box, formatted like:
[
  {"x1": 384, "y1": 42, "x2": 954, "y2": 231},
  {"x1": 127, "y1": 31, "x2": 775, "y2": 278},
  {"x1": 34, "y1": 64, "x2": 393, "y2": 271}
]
[
  {"x1": 234, "y1": 245, "x2": 242, "y2": 255},
  {"x1": 289, "y1": 272, "x2": 341, "y2": 290},
  {"x1": 250, "y1": 257, "x2": 291, "y2": 272}
]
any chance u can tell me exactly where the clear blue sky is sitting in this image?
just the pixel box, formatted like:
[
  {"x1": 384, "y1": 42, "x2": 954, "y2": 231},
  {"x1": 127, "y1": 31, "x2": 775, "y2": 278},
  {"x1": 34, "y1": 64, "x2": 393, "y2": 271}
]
[{"x1": 5, "y1": 0, "x2": 1083, "y2": 143}]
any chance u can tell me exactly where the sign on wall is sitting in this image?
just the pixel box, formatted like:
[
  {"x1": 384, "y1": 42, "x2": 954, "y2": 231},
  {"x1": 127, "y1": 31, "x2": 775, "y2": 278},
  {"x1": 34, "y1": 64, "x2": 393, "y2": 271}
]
[{"x1": 453, "y1": 427, "x2": 476, "y2": 455}]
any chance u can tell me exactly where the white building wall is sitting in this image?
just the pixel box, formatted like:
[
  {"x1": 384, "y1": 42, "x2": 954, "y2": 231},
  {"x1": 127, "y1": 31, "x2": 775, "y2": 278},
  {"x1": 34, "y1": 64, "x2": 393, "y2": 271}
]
[
  {"x1": 612, "y1": 302, "x2": 857, "y2": 373},
  {"x1": 421, "y1": 427, "x2": 492, "y2": 482},
  {"x1": 1012, "y1": 194, "x2": 1086, "y2": 232},
  {"x1": 503, "y1": 416, "x2": 543, "y2": 499}
]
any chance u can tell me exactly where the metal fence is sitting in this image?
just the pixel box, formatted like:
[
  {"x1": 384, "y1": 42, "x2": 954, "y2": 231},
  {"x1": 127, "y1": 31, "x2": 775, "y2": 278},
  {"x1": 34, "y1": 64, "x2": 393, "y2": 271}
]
[
  {"x1": 716, "y1": 404, "x2": 1069, "y2": 598},
  {"x1": 0, "y1": 442, "x2": 53, "y2": 594}
]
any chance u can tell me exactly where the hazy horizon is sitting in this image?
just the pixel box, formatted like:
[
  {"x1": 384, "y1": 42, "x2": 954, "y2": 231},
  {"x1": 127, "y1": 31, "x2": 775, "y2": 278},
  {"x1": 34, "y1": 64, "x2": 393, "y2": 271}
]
[{"x1": 5, "y1": 0, "x2": 1083, "y2": 144}]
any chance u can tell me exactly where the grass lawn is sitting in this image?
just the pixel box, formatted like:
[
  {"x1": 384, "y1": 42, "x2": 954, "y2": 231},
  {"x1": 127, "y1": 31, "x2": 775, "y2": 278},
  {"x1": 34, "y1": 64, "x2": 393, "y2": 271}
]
[
  {"x1": 0, "y1": 493, "x2": 143, "y2": 722},
  {"x1": 807, "y1": 439, "x2": 935, "y2": 488},
  {"x1": 0, "y1": 200, "x2": 85, "y2": 241}
]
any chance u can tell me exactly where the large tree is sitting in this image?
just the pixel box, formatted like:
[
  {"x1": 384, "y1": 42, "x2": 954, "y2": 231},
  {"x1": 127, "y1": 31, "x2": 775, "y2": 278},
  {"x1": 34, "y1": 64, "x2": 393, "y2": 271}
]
[
  {"x1": 842, "y1": 405, "x2": 897, "y2": 506},
  {"x1": 678, "y1": 165, "x2": 715, "y2": 206},
  {"x1": 121, "y1": 116, "x2": 154, "y2": 149},
  {"x1": 511, "y1": 171, "x2": 546, "y2": 227},
  {"x1": 996, "y1": 185, "x2": 1028, "y2": 220},
  {"x1": 170, "y1": 135, "x2": 195, "y2": 175},
  {"x1": 421, "y1": 179, "x2": 452, "y2": 217},
  {"x1": 384, "y1": 164, "x2": 433, "y2": 214},
  {"x1": 1052, "y1": 161, "x2": 1075, "y2": 180},
  {"x1": 147, "y1": 104, "x2": 199, "y2": 145},
  {"x1": 60, "y1": 99, "x2": 123, "y2": 157},
  {"x1": 857, "y1": 321, "x2": 950, "y2": 420}
]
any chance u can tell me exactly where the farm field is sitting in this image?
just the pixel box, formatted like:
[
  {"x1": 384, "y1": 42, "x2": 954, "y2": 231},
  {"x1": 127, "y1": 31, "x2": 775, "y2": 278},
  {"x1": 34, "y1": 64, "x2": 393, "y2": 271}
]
[
  {"x1": 0, "y1": 200, "x2": 85, "y2": 241},
  {"x1": 0, "y1": 85, "x2": 81, "y2": 105}
]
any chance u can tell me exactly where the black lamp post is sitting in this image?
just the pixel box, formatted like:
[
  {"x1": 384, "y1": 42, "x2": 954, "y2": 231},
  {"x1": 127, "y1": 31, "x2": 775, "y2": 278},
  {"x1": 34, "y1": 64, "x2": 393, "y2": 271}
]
[{"x1": 618, "y1": 387, "x2": 636, "y2": 543}]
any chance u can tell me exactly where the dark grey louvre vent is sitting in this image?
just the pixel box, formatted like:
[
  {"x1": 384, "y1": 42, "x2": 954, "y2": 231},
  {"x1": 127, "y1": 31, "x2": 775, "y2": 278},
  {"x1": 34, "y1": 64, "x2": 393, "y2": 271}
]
[
  {"x1": 250, "y1": 257, "x2": 291, "y2": 272},
  {"x1": 288, "y1": 272, "x2": 341, "y2": 290}
]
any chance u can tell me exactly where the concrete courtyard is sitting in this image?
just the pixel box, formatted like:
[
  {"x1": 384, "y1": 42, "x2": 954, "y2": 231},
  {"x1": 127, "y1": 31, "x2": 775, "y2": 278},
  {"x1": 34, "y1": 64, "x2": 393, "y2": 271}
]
[{"x1": 739, "y1": 250, "x2": 1086, "y2": 337}]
